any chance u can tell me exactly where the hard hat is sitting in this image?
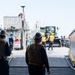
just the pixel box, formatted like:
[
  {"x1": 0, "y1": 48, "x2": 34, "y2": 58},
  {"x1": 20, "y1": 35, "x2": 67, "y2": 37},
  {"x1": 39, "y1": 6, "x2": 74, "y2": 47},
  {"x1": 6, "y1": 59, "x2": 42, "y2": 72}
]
[
  {"x1": 34, "y1": 32, "x2": 42, "y2": 43},
  {"x1": 42, "y1": 33, "x2": 45, "y2": 36},
  {"x1": 51, "y1": 33, "x2": 54, "y2": 36},
  {"x1": 10, "y1": 32, "x2": 13, "y2": 36},
  {"x1": 10, "y1": 32, "x2": 13, "y2": 34}
]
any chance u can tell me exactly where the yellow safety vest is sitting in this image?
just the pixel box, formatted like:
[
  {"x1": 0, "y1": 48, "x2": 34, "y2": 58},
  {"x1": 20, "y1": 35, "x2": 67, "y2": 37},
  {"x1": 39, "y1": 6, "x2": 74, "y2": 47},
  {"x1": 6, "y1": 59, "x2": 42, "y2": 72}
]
[
  {"x1": 42, "y1": 37, "x2": 46, "y2": 42},
  {"x1": 49, "y1": 35, "x2": 54, "y2": 42}
]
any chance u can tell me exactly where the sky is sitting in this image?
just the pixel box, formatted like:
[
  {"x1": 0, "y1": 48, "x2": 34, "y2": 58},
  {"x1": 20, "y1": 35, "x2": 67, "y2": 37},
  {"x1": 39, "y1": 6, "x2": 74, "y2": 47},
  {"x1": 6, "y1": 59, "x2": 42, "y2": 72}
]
[{"x1": 0, "y1": 0, "x2": 75, "y2": 37}]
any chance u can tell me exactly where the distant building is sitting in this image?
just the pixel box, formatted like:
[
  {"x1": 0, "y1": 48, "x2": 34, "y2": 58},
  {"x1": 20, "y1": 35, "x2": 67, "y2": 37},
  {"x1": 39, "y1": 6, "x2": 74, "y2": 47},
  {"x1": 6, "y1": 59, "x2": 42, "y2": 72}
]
[
  {"x1": 3, "y1": 16, "x2": 30, "y2": 49},
  {"x1": 3, "y1": 16, "x2": 22, "y2": 30}
]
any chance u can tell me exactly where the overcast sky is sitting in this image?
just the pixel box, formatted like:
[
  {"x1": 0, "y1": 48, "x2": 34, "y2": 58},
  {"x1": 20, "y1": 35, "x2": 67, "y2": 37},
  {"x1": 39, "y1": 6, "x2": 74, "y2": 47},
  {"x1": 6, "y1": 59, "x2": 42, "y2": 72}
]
[{"x1": 0, "y1": 0, "x2": 75, "y2": 37}]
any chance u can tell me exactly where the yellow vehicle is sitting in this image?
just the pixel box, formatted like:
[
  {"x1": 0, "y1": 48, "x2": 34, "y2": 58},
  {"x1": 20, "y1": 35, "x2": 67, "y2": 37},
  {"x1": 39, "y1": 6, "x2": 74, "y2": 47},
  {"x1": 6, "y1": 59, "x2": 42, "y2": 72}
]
[{"x1": 40, "y1": 26, "x2": 61, "y2": 47}]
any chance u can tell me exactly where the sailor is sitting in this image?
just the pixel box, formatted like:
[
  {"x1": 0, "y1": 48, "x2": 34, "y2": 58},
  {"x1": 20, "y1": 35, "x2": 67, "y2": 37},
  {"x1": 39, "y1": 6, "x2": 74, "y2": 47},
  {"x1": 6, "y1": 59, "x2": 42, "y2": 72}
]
[
  {"x1": 25, "y1": 32, "x2": 50, "y2": 75},
  {"x1": 0, "y1": 30, "x2": 11, "y2": 75}
]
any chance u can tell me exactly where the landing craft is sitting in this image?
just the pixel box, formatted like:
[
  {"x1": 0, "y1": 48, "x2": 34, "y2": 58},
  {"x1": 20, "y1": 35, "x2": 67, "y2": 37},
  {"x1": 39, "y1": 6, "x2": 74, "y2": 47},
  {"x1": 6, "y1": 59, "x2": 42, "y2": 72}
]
[{"x1": 69, "y1": 28, "x2": 75, "y2": 66}]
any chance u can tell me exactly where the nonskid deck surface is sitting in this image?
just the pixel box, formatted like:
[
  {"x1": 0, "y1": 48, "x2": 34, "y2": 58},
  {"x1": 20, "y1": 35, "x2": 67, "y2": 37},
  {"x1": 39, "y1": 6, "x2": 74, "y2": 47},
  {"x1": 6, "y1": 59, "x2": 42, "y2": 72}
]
[
  {"x1": 8, "y1": 47, "x2": 75, "y2": 75},
  {"x1": 9, "y1": 57, "x2": 75, "y2": 75}
]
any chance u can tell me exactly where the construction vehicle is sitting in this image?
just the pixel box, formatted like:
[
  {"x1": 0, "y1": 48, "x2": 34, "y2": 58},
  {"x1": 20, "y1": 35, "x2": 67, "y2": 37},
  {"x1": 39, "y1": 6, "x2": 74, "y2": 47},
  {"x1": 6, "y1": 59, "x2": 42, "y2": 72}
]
[{"x1": 40, "y1": 26, "x2": 61, "y2": 47}]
